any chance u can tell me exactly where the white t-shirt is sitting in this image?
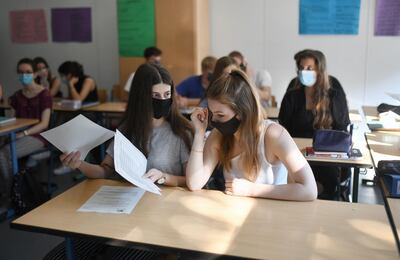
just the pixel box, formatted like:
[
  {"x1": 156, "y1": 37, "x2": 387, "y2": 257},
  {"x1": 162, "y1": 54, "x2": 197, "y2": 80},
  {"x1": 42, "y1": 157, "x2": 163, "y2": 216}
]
[
  {"x1": 123, "y1": 72, "x2": 135, "y2": 92},
  {"x1": 254, "y1": 69, "x2": 272, "y2": 89}
]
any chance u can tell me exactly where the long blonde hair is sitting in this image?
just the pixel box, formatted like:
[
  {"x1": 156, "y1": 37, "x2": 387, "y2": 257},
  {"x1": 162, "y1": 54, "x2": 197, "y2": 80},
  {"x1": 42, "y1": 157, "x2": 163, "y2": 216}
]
[
  {"x1": 294, "y1": 49, "x2": 333, "y2": 129},
  {"x1": 206, "y1": 69, "x2": 264, "y2": 181}
]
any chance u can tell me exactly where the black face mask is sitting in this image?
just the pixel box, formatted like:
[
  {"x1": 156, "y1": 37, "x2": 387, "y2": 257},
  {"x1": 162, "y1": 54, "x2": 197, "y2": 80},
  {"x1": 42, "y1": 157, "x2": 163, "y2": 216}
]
[
  {"x1": 210, "y1": 115, "x2": 241, "y2": 136},
  {"x1": 207, "y1": 72, "x2": 213, "y2": 82},
  {"x1": 152, "y1": 98, "x2": 172, "y2": 119}
]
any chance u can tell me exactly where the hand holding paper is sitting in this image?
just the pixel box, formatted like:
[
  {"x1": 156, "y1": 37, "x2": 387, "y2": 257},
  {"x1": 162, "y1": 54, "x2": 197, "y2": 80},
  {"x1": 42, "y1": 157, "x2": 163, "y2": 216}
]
[{"x1": 40, "y1": 114, "x2": 115, "y2": 160}]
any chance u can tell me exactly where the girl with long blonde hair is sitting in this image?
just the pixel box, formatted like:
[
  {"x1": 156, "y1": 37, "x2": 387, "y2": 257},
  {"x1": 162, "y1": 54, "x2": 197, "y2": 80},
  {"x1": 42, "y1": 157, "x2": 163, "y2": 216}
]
[{"x1": 186, "y1": 69, "x2": 317, "y2": 201}]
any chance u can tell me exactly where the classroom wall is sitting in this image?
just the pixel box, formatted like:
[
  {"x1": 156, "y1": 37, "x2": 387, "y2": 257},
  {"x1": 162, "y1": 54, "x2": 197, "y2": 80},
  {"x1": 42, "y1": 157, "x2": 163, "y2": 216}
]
[
  {"x1": 209, "y1": 0, "x2": 400, "y2": 109},
  {"x1": 0, "y1": 0, "x2": 119, "y2": 99}
]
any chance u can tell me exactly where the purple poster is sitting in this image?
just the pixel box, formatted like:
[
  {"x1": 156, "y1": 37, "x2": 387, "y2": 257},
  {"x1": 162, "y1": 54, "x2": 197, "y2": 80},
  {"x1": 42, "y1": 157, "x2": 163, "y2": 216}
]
[
  {"x1": 375, "y1": 0, "x2": 400, "y2": 36},
  {"x1": 51, "y1": 7, "x2": 92, "y2": 42}
]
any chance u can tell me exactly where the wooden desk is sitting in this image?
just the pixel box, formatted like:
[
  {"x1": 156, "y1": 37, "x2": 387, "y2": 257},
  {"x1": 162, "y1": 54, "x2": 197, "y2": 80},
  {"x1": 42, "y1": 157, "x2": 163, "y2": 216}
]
[
  {"x1": 294, "y1": 138, "x2": 373, "y2": 203},
  {"x1": 0, "y1": 118, "x2": 39, "y2": 175},
  {"x1": 266, "y1": 107, "x2": 279, "y2": 119},
  {"x1": 11, "y1": 179, "x2": 398, "y2": 259},
  {"x1": 362, "y1": 106, "x2": 400, "y2": 131},
  {"x1": 349, "y1": 109, "x2": 363, "y2": 123},
  {"x1": 365, "y1": 132, "x2": 400, "y2": 251},
  {"x1": 83, "y1": 102, "x2": 127, "y2": 113},
  {"x1": 365, "y1": 132, "x2": 400, "y2": 165},
  {"x1": 389, "y1": 198, "x2": 400, "y2": 245}
]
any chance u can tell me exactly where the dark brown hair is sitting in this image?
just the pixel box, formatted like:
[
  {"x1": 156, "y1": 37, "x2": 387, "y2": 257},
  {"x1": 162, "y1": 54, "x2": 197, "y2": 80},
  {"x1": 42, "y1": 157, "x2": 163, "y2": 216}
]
[
  {"x1": 211, "y1": 56, "x2": 236, "y2": 83},
  {"x1": 120, "y1": 63, "x2": 193, "y2": 156}
]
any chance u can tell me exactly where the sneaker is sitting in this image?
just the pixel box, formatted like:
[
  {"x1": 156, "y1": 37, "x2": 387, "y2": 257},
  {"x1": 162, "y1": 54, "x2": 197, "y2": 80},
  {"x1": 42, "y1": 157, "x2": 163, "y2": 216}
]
[{"x1": 53, "y1": 165, "x2": 73, "y2": 175}]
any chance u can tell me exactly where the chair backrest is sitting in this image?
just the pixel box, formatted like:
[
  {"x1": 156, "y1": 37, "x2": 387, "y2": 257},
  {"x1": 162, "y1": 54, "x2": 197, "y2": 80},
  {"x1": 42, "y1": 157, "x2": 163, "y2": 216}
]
[
  {"x1": 97, "y1": 88, "x2": 108, "y2": 103},
  {"x1": 271, "y1": 95, "x2": 278, "y2": 107}
]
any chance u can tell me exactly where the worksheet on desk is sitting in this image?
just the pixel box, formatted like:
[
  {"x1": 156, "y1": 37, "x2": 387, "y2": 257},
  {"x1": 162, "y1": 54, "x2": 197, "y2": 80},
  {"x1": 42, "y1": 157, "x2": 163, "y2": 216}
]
[
  {"x1": 40, "y1": 114, "x2": 115, "y2": 160},
  {"x1": 114, "y1": 130, "x2": 161, "y2": 195},
  {"x1": 78, "y1": 186, "x2": 145, "y2": 214}
]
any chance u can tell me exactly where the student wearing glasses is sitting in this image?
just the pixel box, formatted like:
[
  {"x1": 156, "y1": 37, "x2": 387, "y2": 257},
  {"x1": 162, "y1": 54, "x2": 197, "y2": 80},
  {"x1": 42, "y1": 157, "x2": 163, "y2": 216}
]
[
  {"x1": 186, "y1": 69, "x2": 317, "y2": 201},
  {"x1": 0, "y1": 58, "x2": 52, "y2": 207}
]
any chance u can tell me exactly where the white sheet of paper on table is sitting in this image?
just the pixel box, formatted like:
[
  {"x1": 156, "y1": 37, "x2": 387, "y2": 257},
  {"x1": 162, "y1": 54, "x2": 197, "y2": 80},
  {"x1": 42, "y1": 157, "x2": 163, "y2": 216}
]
[
  {"x1": 114, "y1": 130, "x2": 161, "y2": 195},
  {"x1": 40, "y1": 114, "x2": 115, "y2": 160},
  {"x1": 78, "y1": 186, "x2": 145, "y2": 214}
]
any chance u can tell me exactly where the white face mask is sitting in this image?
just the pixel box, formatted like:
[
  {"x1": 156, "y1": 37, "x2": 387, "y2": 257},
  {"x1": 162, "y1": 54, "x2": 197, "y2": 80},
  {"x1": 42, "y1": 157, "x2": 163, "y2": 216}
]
[{"x1": 298, "y1": 70, "x2": 317, "y2": 87}]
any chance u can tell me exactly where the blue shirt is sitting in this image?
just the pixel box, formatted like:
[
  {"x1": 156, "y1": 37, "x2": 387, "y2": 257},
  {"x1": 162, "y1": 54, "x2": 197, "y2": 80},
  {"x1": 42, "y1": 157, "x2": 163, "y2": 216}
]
[{"x1": 176, "y1": 75, "x2": 204, "y2": 99}]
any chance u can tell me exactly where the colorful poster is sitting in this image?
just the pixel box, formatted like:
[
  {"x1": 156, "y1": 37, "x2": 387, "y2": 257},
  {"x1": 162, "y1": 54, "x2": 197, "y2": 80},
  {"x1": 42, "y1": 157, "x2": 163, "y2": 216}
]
[
  {"x1": 51, "y1": 7, "x2": 92, "y2": 42},
  {"x1": 9, "y1": 9, "x2": 48, "y2": 43},
  {"x1": 117, "y1": 0, "x2": 155, "y2": 57},
  {"x1": 375, "y1": 0, "x2": 400, "y2": 36},
  {"x1": 299, "y1": 0, "x2": 361, "y2": 35}
]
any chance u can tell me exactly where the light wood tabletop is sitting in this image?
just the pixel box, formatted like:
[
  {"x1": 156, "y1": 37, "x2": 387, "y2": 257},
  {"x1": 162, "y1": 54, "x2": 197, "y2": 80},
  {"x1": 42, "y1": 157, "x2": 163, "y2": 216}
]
[
  {"x1": 388, "y1": 198, "x2": 400, "y2": 243},
  {"x1": 365, "y1": 132, "x2": 400, "y2": 165},
  {"x1": 12, "y1": 179, "x2": 398, "y2": 259},
  {"x1": 83, "y1": 102, "x2": 127, "y2": 113},
  {"x1": 349, "y1": 109, "x2": 363, "y2": 123},
  {"x1": 0, "y1": 118, "x2": 39, "y2": 135},
  {"x1": 266, "y1": 107, "x2": 279, "y2": 119},
  {"x1": 363, "y1": 106, "x2": 380, "y2": 121}
]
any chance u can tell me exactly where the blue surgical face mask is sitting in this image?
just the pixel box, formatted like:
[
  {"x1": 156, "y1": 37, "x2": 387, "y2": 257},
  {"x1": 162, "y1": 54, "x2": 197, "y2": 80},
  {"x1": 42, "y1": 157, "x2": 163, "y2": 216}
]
[
  {"x1": 18, "y1": 73, "x2": 34, "y2": 86},
  {"x1": 298, "y1": 70, "x2": 317, "y2": 87}
]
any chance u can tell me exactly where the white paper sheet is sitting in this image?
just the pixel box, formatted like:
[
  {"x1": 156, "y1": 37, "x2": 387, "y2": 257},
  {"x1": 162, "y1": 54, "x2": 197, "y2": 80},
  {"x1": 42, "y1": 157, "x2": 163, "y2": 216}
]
[
  {"x1": 78, "y1": 186, "x2": 145, "y2": 214},
  {"x1": 40, "y1": 114, "x2": 115, "y2": 160},
  {"x1": 114, "y1": 130, "x2": 161, "y2": 195}
]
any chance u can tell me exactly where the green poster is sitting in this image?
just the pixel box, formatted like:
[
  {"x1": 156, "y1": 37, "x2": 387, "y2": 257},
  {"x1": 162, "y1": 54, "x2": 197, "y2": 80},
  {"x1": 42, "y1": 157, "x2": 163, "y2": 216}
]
[{"x1": 117, "y1": 0, "x2": 155, "y2": 57}]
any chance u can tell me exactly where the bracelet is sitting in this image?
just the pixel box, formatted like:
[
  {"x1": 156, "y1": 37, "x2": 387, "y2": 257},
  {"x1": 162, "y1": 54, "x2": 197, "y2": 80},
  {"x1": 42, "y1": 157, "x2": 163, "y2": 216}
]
[
  {"x1": 23, "y1": 130, "x2": 29, "y2": 136},
  {"x1": 191, "y1": 149, "x2": 203, "y2": 153}
]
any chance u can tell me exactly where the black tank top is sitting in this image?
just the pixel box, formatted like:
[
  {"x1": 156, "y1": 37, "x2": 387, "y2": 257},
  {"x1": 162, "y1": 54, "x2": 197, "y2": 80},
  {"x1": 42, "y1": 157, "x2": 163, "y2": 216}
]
[{"x1": 74, "y1": 75, "x2": 98, "y2": 102}]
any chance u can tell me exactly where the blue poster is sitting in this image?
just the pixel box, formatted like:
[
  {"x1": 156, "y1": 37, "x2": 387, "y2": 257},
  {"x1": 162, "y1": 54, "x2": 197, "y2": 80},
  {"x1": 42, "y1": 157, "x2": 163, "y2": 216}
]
[{"x1": 299, "y1": 0, "x2": 361, "y2": 35}]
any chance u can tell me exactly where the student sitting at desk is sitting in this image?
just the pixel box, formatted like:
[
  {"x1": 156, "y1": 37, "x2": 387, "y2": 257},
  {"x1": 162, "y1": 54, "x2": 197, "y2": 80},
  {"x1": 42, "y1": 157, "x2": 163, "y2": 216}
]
[
  {"x1": 176, "y1": 56, "x2": 217, "y2": 108},
  {"x1": 0, "y1": 58, "x2": 52, "y2": 207},
  {"x1": 60, "y1": 63, "x2": 194, "y2": 187},
  {"x1": 229, "y1": 50, "x2": 273, "y2": 108},
  {"x1": 199, "y1": 56, "x2": 237, "y2": 108},
  {"x1": 58, "y1": 61, "x2": 98, "y2": 103},
  {"x1": 278, "y1": 49, "x2": 350, "y2": 200},
  {"x1": 123, "y1": 46, "x2": 163, "y2": 93},
  {"x1": 33, "y1": 57, "x2": 62, "y2": 98},
  {"x1": 186, "y1": 70, "x2": 317, "y2": 201}
]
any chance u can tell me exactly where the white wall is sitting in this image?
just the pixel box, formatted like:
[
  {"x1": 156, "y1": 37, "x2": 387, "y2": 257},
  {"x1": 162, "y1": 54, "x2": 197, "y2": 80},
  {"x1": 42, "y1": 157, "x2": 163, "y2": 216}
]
[
  {"x1": 0, "y1": 0, "x2": 119, "y2": 98},
  {"x1": 209, "y1": 0, "x2": 400, "y2": 109}
]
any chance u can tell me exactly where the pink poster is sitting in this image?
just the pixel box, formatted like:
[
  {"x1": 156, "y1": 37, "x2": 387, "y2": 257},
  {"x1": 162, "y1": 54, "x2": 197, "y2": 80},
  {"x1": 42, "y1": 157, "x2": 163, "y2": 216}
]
[{"x1": 9, "y1": 9, "x2": 48, "y2": 43}]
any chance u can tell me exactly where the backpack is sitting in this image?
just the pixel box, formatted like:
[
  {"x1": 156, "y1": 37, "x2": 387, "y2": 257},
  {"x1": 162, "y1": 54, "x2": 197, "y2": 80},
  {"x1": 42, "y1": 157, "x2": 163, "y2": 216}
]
[{"x1": 11, "y1": 168, "x2": 49, "y2": 215}]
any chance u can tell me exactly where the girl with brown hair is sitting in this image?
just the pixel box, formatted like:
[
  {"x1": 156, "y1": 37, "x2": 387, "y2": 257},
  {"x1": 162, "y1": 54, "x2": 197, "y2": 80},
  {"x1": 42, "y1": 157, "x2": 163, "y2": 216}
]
[
  {"x1": 279, "y1": 49, "x2": 350, "y2": 200},
  {"x1": 60, "y1": 63, "x2": 194, "y2": 187},
  {"x1": 186, "y1": 69, "x2": 317, "y2": 201}
]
